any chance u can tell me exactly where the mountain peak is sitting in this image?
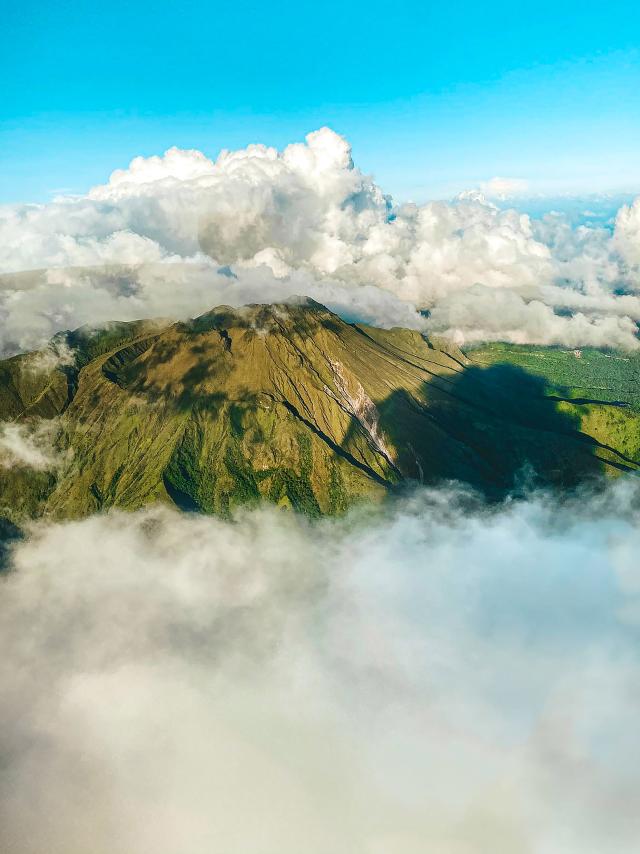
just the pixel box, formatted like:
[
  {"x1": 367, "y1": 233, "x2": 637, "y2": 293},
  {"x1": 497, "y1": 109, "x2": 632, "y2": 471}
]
[{"x1": 0, "y1": 303, "x2": 638, "y2": 522}]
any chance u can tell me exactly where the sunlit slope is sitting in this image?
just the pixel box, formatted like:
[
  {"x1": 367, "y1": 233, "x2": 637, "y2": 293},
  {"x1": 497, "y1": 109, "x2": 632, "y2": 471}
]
[{"x1": 0, "y1": 300, "x2": 638, "y2": 522}]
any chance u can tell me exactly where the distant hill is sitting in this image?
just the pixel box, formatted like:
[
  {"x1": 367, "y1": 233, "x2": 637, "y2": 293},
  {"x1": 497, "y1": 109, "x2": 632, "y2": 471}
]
[{"x1": 0, "y1": 298, "x2": 638, "y2": 523}]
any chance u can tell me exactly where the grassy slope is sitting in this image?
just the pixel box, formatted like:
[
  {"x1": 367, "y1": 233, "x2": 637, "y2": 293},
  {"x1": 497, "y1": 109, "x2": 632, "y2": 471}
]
[{"x1": 1, "y1": 304, "x2": 639, "y2": 523}]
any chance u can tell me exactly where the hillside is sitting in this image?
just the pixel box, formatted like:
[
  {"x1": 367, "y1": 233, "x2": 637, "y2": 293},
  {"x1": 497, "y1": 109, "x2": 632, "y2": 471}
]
[
  {"x1": 0, "y1": 298, "x2": 638, "y2": 523},
  {"x1": 468, "y1": 342, "x2": 640, "y2": 466}
]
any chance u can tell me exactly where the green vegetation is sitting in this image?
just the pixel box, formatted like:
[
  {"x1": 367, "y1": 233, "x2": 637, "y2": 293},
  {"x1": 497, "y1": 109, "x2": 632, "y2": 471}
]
[
  {"x1": 467, "y1": 343, "x2": 640, "y2": 464},
  {"x1": 1, "y1": 302, "x2": 638, "y2": 525},
  {"x1": 468, "y1": 343, "x2": 640, "y2": 409}
]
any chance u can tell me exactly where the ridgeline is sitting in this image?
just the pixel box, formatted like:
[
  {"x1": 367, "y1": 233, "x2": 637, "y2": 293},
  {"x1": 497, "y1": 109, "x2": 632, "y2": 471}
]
[{"x1": 1, "y1": 298, "x2": 639, "y2": 523}]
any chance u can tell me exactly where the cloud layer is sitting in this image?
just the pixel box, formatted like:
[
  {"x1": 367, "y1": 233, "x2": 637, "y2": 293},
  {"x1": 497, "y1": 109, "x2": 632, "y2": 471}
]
[
  {"x1": 2, "y1": 482, "x2": 640, "y2": 853},
  {"x1": 2, "y1": 127, "x2": 640, "y2": 354}
]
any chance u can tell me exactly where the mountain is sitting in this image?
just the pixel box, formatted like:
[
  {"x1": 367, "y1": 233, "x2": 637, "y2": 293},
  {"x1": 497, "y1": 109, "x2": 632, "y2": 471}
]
[{"x1": 1, "y1": 298, "x2": 639, "y2": 524}]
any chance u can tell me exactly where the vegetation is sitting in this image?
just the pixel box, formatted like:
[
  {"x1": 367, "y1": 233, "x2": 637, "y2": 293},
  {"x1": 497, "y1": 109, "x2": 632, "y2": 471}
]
[
  {"x1": 467, "y1": 343, "x2": 640, "y2": 464},
  {"x1": 0, "y1": 302, "x2": 638, "y2": 524}
]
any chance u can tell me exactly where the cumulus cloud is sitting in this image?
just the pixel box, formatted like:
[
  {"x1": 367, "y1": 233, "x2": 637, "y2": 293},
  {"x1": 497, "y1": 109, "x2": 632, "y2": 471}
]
[
  {"x1": 1, "y1": 482, "x2": 640, "y2": 853},
  {"x1": 1, "y1": 127, "x2": 640, "y2": 353}
]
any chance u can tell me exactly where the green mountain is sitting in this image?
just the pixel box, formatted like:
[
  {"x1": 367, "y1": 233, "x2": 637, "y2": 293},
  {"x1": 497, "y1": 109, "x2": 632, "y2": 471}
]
[{"x1": 1, "y1": 298, "x2": 638, "y2": 524}]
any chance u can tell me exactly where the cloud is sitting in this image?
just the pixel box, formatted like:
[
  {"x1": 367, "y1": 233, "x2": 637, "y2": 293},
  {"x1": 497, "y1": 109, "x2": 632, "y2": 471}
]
[
  {"x1": 1, "y1": 482, "x2": 640, "y2": 853},
  {"x1": 425, "y1": 283, "x2": 640, "y2": 349},
  {"x1": 1, "y1": 127, "x2": 640, "y2": 353},
  {"x1": 478, "y1": 176, "x2": 530, "y2": 199},
  {"x1": 22, "y1": 338, "x2": 76, "y2": 374},
  {"x1": 614, "y1": 195, "x2": 640, "y2": 269},
  {"x1": 0, "y1": 263, "x2": 431, "y2": 358},
  {"x1": 0, "y1": 420, "x2": 64, "y2": 470}
]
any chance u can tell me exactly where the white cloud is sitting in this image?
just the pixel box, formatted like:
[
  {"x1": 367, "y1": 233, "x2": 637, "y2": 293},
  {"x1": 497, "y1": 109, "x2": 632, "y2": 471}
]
[
  {"x1": 1, "y1": 482, "x2": 640, "y2": 852},
  {"x1": 478, "y1": 176, "x2": 530, "y2": 199},
  {"x1": 1, "y1": 127, "x2": 640, "y2": 353},
  {"x1": 97, "y1": 146, "x2": 218, "y2": 193},
  {"x1": 614, "y1": 196, "x2": 640, "y2": 269},
  {"x1": 425, "y1": 283, "x2": 640, "y2": 349},
  {"x1": 0, "y1": 263, "x2": 432, "y2": 357},
  {"x1": 0, "y1": 420, "x2": 64, "y2": 470}
]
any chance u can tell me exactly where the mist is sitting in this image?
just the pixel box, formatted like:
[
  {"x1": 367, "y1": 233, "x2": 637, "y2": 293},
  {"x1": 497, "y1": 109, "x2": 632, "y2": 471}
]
[{"x1": 2, "y1": 481, "x2": 640, "y2": 853}]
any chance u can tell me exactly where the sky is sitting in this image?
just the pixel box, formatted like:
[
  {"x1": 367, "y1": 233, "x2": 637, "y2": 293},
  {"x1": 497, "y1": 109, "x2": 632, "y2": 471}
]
[{"x1": 2, "y1": 0, "x2": 640, "y2": 203}]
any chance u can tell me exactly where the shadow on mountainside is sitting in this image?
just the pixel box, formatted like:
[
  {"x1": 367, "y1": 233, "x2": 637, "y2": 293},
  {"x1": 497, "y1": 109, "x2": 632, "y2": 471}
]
[
  {"x1": 372, "y1": 362, "x2": 635, "y2": 498},
  {"x1": 95, "y1": 328, "x2": 636, "y2": 508},
  {"x1": 101, "y1": 334, "x2": 239, "y2": 413},
  {"x1": 0, "y1": 517, "x2": 23, "y2": 572}
]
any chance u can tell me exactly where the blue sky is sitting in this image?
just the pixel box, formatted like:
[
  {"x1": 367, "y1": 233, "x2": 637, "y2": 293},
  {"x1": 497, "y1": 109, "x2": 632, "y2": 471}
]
[{"x1": 2, "y1": 0, "x2": 640, "y2": 203}]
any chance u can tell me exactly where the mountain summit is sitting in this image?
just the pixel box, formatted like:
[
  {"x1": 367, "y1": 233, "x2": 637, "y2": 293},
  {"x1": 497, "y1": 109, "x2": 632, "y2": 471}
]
[{"x1": 1, "y1": 299, "x2": 638, "y2": 522}]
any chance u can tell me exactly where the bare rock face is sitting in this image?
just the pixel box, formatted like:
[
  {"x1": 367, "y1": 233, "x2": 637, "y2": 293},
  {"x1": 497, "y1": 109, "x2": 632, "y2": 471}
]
[{"x1": 0, "y1": 299, "x2": 637, "y2": 522}]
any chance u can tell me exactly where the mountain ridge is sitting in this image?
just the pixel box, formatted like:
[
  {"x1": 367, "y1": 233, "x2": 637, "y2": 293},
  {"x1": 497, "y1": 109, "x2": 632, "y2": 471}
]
[{"x1": 1, "y1": 298, "x2": 638, "y2": 523}]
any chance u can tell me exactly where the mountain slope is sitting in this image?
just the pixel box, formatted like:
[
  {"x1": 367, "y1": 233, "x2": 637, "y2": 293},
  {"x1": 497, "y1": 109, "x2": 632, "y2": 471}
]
[{"x1": 0, "y1": 299, "x2": 638, "y2": 522}]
